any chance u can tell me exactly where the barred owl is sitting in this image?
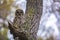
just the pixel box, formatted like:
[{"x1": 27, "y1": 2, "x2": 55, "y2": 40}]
[
  {"x1": 8, "y1": 9, "x2": 28, "y2": 40},
  {"x1": 13, "y1": 9, "x2": 24, "y2": 27}
]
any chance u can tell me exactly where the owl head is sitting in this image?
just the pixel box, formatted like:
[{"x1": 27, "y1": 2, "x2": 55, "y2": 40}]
[{"x1": 15, "y1": 9, "x2": 23, "y2": 17}]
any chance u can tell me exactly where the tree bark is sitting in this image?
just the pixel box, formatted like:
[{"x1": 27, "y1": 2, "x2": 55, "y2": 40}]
[
  {"x1": 26, "y1": 0, "x2": 43, "y2": 40},
  {"x1": 8, "y1": 0, "x2": 43, "y2": 40}
]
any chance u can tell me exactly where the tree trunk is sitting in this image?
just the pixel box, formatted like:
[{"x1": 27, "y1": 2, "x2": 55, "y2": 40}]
[
  {"x1": 26, "y1": 0, "x2": 43, "y2": 40},
  {"x1": 8, "y1": 0, "x2": 43, "y2": 40}
]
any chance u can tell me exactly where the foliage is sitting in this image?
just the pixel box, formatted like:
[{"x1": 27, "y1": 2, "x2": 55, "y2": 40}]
[
  {"x1": 0, "y1": 0, "x2": 14, "y2": 11},
  {"x1": 0, "y1": 28, "x2": 9, "y2": 40},
  {"x1": 0, "y1": 0, "x2": 14, "y2": 19}
]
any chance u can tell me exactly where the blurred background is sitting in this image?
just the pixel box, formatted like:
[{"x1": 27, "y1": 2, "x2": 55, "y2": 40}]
[
  {"x1": 37, "y1": 0, "x2": 60, "y2": 40},
  {"x1": 0, "y1": 0, "x2": 60, "y2": 40}
]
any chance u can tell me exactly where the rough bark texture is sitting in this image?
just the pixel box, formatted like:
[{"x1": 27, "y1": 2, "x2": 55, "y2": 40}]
[
  {"x1": 8, "y1": 0, "x2": 43, "y2": 40},
  {"x1": 26, "y1": 0, "x2": 43, "y2": 40}
]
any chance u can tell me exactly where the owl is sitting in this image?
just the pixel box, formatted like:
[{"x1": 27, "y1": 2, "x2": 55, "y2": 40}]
[
  {"x1": 13, "y1": 9, "x2": 24, "y2": 28},
  {"x1": 8, "y1": 9, "x2": 29, "y2": 40}
]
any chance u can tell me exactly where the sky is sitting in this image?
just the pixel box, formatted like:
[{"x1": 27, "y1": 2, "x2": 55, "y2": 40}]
[{"x1": 37, "y1": 0, "x2": 60, "y2": 39}]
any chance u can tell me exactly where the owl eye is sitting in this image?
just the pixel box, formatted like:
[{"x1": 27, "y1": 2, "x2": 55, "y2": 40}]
[
  {"x1": 20, "y1": 11, "x2": 23, "y2": 13},
  {"x1": 16, "y1": 11, "x2": 19, "y2": 13},
  {"x1": 15, "y1": 9, "x2": 23, "y2": 16}
]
